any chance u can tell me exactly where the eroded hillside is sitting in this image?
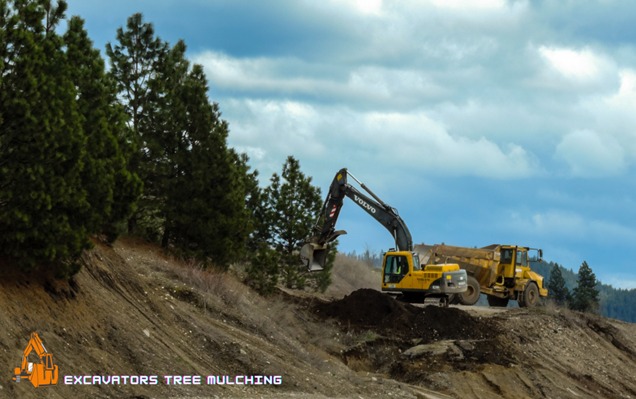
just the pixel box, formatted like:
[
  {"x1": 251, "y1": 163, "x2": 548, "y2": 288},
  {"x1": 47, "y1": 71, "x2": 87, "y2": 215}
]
[{"x1": 1, "y1": 240, "x2": 635, "y2": 399}]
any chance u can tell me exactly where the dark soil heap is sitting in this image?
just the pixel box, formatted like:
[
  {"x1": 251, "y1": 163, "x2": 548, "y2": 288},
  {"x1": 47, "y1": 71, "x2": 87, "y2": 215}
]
[{"x1": 316, "y1": 288, "x2": 496, "y2": 342}]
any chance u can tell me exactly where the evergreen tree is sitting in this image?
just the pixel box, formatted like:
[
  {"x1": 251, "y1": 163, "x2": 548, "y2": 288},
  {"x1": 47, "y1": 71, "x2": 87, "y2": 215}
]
[
  {"x1": 108, "y1": 18, "x2": 251, "y2": 267},
  {"x1": 570, "y1": 261, "x2": 600, "y2": 313},
  {"x1": 106, "y1": 13, "x2": 168, "y2": 235},
  {"x1": 63, "y1": 16, "x2": 141, "y2": 241},
  {"x1": 547, "y1": 263, "x2": 570, "y2": 306},
  {"x1": 239, "y1": 153, "x2": 266, "y2": 254},
  {"x1": 163, "y1": 58, "x2": 250, "y2": 266},
  {"x1": 264, "y1": 156, "x2": 328, "y2": 290},
  {"x1": 245, "y1": 245, "x2": 280, "y2": 295},
  {"x1": 0, "y1": 0, "x2": 88, "y2": 274}
]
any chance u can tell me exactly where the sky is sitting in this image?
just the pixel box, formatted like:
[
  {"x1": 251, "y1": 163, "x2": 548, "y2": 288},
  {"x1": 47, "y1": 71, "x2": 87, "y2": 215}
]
[{"x1": 66, "y1": 0, "x2": 636, "y2": 288}]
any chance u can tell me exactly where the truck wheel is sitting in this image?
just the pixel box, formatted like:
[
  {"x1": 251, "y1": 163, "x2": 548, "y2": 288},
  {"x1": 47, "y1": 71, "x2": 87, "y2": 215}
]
[
  {"x1": 519, "y1": 283, "x2": 539, "y2": 308},
  {"x1": 487, "y1": 295, "x2": 509, "y2": 307},
  {"x1": 458, "y1": 276, "x2": 480, "y2": 306}
]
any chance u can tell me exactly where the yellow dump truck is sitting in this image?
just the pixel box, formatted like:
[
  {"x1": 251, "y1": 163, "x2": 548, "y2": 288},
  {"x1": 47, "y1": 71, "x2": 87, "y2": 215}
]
[{"x1": 415, "y1": 244, "x2": 548, "y2": 307}]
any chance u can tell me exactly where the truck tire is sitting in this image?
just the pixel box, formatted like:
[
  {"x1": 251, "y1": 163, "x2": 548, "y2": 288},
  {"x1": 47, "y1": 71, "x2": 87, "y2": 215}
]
[
  {"x1": 487, "y1": 295, "x2": 509, "y2": 307},
  {"x1": 518, "y1": 282, "x2": 539, "y2": 308},
  {"x1": 458, "y1": 276, "x2": 480, "y2": 306}
]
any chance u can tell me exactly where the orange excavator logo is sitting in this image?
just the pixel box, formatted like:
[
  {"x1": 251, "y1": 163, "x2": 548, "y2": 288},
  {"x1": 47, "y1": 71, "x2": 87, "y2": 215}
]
[{"x1": 12, "y1": 332, "x2": 59, "y2": 388}]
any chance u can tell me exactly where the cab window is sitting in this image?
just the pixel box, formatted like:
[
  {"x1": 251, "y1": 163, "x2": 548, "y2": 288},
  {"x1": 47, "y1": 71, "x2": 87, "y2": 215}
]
[
  {"x1": 501, "y1": 249, "x2": 514, "y2": 264},
  {"x1": 384, "y1": 255, "x2": 408, "y2": 276},
  {"x1": 516, "y1": 251, "x2": 528, "y2": 266}
]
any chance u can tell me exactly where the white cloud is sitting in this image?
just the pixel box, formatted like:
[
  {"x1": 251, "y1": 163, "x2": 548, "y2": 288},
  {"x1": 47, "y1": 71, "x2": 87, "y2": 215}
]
[
  {"x1": 594, "y1": 69, "x2": 636, "y2": 158},
  {"x1": 223, "y1": 97, "x2": 540, "y2": 181},
  {"x1": 539, "y1": 46, "x2": 603, "y2": 80},
  {"x1": 530, "y1": 210, "x2": 586, "y2": 237},
  {"x1": 429, "y1": 0, "x2": 507, "y2": 11},
  {"x1": 510, "y1": 209, "x2": 636, "y2": 245},
  {"x1": 354, "y1": 111, "x2": 539, "y2": 178},
  {"x1": 555, "y1": 129, "x2": 627, "y2": 177},
  {"x1": 336, "y1": 0, "x2": 383, "y2": 15},
  {"x1": 193, "y1": 51, "x2": 338, "y2": 95},
  {"x1": 532, "y1": 45, "x2": 617, "y2": 93}
]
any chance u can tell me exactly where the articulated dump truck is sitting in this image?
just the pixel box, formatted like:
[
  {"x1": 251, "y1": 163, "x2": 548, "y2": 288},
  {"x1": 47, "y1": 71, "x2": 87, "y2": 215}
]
[{"x1": 415, "y1": 244, "x2": 548, "y2": 307}]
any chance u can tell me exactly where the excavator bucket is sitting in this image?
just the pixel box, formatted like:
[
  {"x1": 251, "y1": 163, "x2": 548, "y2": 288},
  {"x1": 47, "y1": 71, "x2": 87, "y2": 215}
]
[{"x1": 300, "y1": 243, "x2": 330, "y2": 272}]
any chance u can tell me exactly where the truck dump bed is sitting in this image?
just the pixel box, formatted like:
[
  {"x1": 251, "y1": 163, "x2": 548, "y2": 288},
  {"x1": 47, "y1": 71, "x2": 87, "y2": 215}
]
[{"x1": 415, "y1": 244, "x2": 504, "y2": 291}]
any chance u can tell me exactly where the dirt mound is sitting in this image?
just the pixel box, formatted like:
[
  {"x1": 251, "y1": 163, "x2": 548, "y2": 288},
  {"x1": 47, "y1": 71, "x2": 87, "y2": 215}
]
[
  {"x1": 315, "y1": 288, "x2": 494, "y2": 342},
  {"x1": 315, "y1": 288, "x2": 415, "y2": 331}
]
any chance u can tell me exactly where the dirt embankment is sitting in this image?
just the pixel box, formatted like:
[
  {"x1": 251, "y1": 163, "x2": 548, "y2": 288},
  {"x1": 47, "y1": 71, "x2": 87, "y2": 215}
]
[
  {"x1": 314, "y1": 289, "x2": 636, "y2": 399},
  {"x1": 1, "y1": 241, "x2": 635, "y2": 399}
]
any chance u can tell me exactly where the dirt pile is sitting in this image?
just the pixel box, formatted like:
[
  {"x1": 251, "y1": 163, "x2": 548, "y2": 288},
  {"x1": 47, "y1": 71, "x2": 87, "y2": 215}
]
[
  {"x1": 314, "y1": 289, "x2": 515, "y2": 382},
  {"x1": 313, "y1": 288, "x2": 636, "y2": 398},
  {"x1": 315, "y1": 288, "x2": 495, "y2": 342}
]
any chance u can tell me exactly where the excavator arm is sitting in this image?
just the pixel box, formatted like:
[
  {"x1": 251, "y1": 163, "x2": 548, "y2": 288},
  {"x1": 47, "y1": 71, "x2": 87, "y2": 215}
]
[{"x1": 301, "y1": 168, "x2": 413, "y2": 271}]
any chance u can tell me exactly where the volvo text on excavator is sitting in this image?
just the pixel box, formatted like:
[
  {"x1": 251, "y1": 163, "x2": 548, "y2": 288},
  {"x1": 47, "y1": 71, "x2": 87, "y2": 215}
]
[
  {"x1": 301, "y1": 168, "x2": 467, "y2": 306},
  {"x1": 13, "y1": 332, "x2": 59, "y2": 388}
]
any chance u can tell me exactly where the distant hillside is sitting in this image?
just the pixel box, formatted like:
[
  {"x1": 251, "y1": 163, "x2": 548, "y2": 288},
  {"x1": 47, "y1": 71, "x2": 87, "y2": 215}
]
[{"x1": 533, "y1": 261, "x2": 636, "y2": 323}]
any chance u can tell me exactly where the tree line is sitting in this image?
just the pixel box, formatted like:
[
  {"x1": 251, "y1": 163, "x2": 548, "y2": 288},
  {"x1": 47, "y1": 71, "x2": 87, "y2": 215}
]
[
  {"x1": 0, "y1": 1, "x2": 329, "y2": 290},
  {"x1": 536, "y1": 260, "x2": 636, "y2": 322}
]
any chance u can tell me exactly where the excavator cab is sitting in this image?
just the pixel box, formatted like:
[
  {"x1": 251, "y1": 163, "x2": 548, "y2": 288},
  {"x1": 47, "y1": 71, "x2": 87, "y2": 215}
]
[{"x1": 383, "y1": 253, "x2": 410, "y2": 283}]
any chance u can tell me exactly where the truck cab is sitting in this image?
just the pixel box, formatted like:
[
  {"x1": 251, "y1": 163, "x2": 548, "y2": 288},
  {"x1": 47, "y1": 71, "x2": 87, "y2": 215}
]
[{"x1": 498, "y1": 246, "x2": 548, "y2": 297}]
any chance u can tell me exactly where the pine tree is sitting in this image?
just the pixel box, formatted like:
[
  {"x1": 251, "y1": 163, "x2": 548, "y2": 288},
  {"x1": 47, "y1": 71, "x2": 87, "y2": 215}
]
[
  {"x1": 0, "y1": 0, "x2": 89, "y2": 274},
  {"x1": 107, "y1": 16, "x2": 252, "y2": 266},
  {"x1": 263, "y1": 156, "x2": 327, "y2": 290},
  {"x1": 246, "y1": 245, "x2": 280, "y2": 295},
  {"x1": 63, "y1": 16, "x2": 141, "y2": 241},
  {"x1": 547, "y1": 263, "x2": 570, "y2": 306},
  {"x1": 162, "y1": 58, "x2": 250, "y2": 266},
  {"x1": 106, "y1": 13, "x2": 168, "y2": 235},
  {"x1": 570, "y1": 261, "x2": 600, "y2": 313},
  {"x1": 238, "y1": 153, "x2": 265, "y2": 254}
]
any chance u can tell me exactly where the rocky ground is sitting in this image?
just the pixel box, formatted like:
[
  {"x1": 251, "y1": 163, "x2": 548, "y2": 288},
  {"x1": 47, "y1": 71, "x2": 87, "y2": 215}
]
[{"x1": 1, "y1": 239, "x2": 635, "y2": 398}]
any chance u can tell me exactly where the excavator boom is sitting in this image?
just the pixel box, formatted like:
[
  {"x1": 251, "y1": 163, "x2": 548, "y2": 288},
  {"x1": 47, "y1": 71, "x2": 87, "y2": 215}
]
[{"x1": 301, "y1": 168, "x2": 412, "y2": 271}]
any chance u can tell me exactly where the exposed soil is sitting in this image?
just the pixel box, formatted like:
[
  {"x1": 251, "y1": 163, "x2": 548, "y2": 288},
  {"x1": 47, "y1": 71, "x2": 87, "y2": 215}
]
[
  {"x1": 315, "y1": 288, "x2": 496, "y2": 341},
  {"x1": 312, "y1": 288, "x2": 636, "y2": 398},
  {"x1": 1, "y1": 241, "x2": 635, "y2": 399}
]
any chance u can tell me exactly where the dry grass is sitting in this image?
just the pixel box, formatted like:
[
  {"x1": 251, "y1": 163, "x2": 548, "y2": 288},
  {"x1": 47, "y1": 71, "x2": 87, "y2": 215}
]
[
  {"x1": 119, "y1": 240, "x2": 339, "y2": 368},
  {"x1": 114, "y1": 238, "x2": 385, "y2": 372},
  {"x1": 325, "y1": 253, "x2": 382, "y2": 298}
]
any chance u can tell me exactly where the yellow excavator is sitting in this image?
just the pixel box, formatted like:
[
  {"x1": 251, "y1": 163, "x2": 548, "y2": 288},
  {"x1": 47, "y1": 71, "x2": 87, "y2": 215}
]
[
  {"x1": 301, "y1": 168, "x2": 467, "y2": 306},
  {"x1": 13, "y1": 332, "x2": 59, "y2": 388}
]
